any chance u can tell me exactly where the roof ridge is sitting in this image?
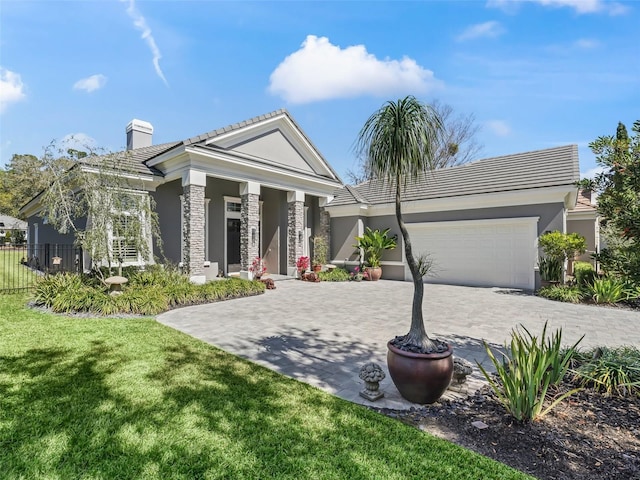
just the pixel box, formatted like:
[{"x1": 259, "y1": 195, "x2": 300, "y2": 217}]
[{"x1": 183, "y1": 109, "x2": 289, "y2": 146}]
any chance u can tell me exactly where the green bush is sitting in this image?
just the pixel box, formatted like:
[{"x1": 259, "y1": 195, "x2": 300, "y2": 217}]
[
  {"x1": 589, "y1": 277, "x2": 626, "y2": 304},
  {"x1": 537, "y1": 284, "x2": 584, "y2": 303},
  {"x1": 318, "y1": 267, "x2": 350, "y2": 282},
  {"x1": 539, "y1": 231, "x2": 587, "y2": 263},
  {"x1": 572, "y1": 261, "x2": 596, "y2": 287},
  {"x1": 571, "y1": 346, "x2": 640, "y2": 397},
  {"x1": 538, "y1": 257, "x2": 563, "y2": 283},
  {"x1": 478, "y1": 322, "x2": 583, "y2": 423},
  {"x1": 33, "y1": 270, "x2": 265, "y2": 315}
]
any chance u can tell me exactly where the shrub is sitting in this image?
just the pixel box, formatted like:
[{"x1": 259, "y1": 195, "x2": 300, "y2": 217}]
[
  {"x1": 538, "y1": 285, "x2": 584, "y2": 304},
  {"x1": 571, "y1": 346, "x2": 640, "y2": 397},
  {"x1": 538, "y1": 257, "x2": 562, "y2": 283},
  {"x1": 539, "y1": 231, "x2": 587, "y2": 264},
  {"x1": 33, "y1": 270, "x2": 265, "y2": 315},
  {"x1": 318, "y1": 267, "x2": 350, "y2": 282},
  {"x1": 478, "y1": 322, "x2": 583, "y2": 423},
  {"x1": 589, "y1": 277, "x2": 626, "y2": 304},
  {"x1": 572, "y1": 261, "x2": 596, "y2": 287}
]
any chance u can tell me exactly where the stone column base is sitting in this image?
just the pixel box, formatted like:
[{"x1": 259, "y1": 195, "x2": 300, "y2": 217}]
[{"x1": 189, "y1": 275, "x2": 206, "y2": 285}]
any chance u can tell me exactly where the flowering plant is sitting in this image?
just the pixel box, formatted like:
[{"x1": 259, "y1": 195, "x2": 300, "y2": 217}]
[
  {"x1": 296, "y1": 256, "x2": 310, "y2": 273},
  {"x1": 249, "y1": 256, "x2": 267, "y2": 278},
  {"x1": 350, "y1": 265, "x2": 365, "y2": 281}
]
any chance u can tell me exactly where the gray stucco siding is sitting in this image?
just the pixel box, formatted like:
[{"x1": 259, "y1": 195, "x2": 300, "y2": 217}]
[
  {"x1": 567, "y1": 218, "x2": 597, "y2": 265},
  {"x1": 153, "y1": 179, "x2": 183, "y2": 264},
  {"x1": 330, "y1": 216, "x2": 362, "y2": 263},
  {"x1": 27, "y1": 215, "x2": 85, "y2": 246},
  {"x1": 400, "y1": 202, "x2": 565, "y2": 236}
]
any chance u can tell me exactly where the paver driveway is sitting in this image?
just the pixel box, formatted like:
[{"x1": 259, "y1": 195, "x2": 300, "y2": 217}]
[{"x1": 158, "y1": 279, "x2": 639, "y2": 409}]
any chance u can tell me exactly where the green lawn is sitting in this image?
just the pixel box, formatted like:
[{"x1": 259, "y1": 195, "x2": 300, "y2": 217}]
[
  {"x1": 0, "y1": 295, "x2": 532, "y2": 479},
  {"x1": 0, "y1": 249, "x2": 37, "y2": 292}
]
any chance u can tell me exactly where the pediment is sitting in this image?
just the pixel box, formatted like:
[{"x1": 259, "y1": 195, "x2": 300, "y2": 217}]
[
  {"x1": 226, "y1": 129, "x2": 316, "y2": 174},
  {"x1": 204, "y1": 114, "x2": 338, "y2": 180}
]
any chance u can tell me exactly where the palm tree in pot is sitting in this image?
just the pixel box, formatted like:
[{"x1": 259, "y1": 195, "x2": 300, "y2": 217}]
[
  {"x1": 353, "y1": 227, "x2": 397, "y2": 281},
  {"x1": 356, "y1": 96, "x2": 453, "y2": 404}
]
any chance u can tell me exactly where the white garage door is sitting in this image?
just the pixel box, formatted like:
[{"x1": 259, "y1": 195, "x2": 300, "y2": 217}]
[{"x1": 405, "y1": 217, "x2": 538, "y2": 290}]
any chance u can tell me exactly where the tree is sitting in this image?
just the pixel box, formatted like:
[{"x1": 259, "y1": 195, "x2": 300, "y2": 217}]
[
  {"x1": 355, "y1": 96, "x2": 446, "y2": 353},
  {"x1": 591, "y1": 120, "x2": 640, "y2": 282},
  {"x1": 347, "y1": 100, "x2": 481, "y2": 184},
  {"x1": 33, "y1": 140, "x2": 161, "y2": 276},
  {"x1": 0, "y1": 154, "x2": 54, "y2": 217}
]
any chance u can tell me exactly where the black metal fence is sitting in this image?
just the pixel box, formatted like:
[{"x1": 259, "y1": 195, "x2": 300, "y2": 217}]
[{"x1": 0, "y1": 244, "x2": 83, "y2": 293}]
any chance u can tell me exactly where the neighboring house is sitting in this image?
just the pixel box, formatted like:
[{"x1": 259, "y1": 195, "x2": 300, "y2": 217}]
[
  {"x1": 21, "y1": 110, "x2": 594, "y2": 289},
  {"x1": 327, "y1": 145, "x2": 582, "y2": 290},
  {"x1": 21, "y1": 111, "x2": 343, "y2": 283},
  {"x1": 0, "y1": 214, "x2": 28, "y2": 244},
  {"x1": 567, "y1": 188, "x2": 600, "y2": 272}
]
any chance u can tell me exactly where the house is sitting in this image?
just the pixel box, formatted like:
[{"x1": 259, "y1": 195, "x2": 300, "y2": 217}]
[
  {"x1": 21, "y1": 110, "x2": 593, "y2": 289},
  {"x1": 567, "y1": 188, "x2": 600, "y2": 272},
  {"x1": 326, "y1": 145, "x2": 582, "y2": 290},
  {"x1": 0, "y1": 214, "x2": 28, "y2": 244},
  {"x1": 21, "y1": 111, "x2": 343, "y2": 283}
]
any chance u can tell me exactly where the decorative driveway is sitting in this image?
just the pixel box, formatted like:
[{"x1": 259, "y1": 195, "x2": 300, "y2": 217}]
[{"x1": 157, "y1": 279, "x2": 639, "y2": 410}]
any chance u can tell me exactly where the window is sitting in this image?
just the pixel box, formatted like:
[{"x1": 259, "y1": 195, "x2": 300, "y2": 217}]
[
  {"x1": 111, "y1": 214, "x2": 141, "y2": 263},
  {"x1": 107, "y1": 192, "x2": 151, "y2": 266},
  {"x1": 226, "y1": 202, "x2": 242, "y2": 213}
]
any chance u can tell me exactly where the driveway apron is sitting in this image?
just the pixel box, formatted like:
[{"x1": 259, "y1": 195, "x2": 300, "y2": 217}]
[{"x1": 157, "y1": 280, "x2": 639, "y2": 410}]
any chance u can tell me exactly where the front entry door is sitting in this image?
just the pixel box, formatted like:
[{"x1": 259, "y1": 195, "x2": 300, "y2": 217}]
[{"x1": 226, "y1": 218, "x2": 241, "y2": 273}]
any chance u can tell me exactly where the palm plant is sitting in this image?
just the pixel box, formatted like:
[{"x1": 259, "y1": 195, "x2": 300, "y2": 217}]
[
  {"x1": 356, "y1": 96, "x2": 445, "y2": 353},
  {"x1": 353, "y1": 227, "x2": 397, "y2": 267}
]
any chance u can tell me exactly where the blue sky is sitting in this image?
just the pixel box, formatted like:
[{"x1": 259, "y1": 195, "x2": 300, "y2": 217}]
[{"x1": 1, "y1": 0, "x2": 638, "y2": 180}]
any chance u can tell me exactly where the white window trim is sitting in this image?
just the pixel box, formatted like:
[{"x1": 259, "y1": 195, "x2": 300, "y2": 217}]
[{"x1": 106, "y1": 191, "x2": 152, "y2": 267}]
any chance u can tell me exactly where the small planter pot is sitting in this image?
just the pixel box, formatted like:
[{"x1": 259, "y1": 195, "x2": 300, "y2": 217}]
[
  {"x1": 387, "y1": 341, "x2": 453, "y2": 404},
  {"x1": 366, "y1": 266, "x2": 382, "y2": 281},
  {"x1": 313, "y1": 264, "x2": 322, "y2": 273}
]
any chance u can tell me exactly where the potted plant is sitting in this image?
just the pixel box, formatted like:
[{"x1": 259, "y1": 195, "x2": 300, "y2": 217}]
[
  {"x1": 312, "y1": 236, "x2": 328, "y2": 273},
  {"x1": 353, "y1": 227, "x2": 397, "y2": 281},
  {"x1": 249, "y1": 256, "x2": 266, "y2": 280},
  {"x1": 356, "y1": 96, "x2": 452, "y2": 404}
]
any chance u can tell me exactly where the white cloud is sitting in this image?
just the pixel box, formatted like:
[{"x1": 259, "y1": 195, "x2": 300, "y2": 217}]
[
  {"x1": 487, "y1": 0, "x2": 629, "y2": 15},
  {"x1": 457, "y1": 21, "x2": 505, "y2": 42},
  {"x1": 268, "y1": 35, "x2": 441, "y2": 104},
  {"x1": 0, "y1": 67, "x2": 26, "y2": 113},
  {"x1": 121, "y1": 0, "x2": 168, "y2": 86},
  {"x1": 73, "y1": 74, "x2": 107, "y2": 93},
  {"x1": 486, "y1": 120, "x2": 511, "y2": 137},
  {"x1": 581, "y1": 165, "x2": 605, "y2": 179}
]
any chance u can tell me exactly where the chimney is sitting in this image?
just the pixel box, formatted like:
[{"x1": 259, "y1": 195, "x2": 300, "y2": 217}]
[{"x1": 126, "y1": 119, "x2": 153, "y2": 150}]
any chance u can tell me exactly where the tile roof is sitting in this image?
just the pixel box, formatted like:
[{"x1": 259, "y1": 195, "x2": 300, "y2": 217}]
[
  {"x1": 79, "y1": 142, "x2": 180, "y2": 176},
  {"x1": 330, "y1": 144, "x2": 580, "y2": 207},
  {"x1": 0, "y1": 214, "x2": 27, "y2": 230},
  {"x1": 83, "y1": 109, "x2": 340, "y2": 181},
  {"x1": 182, "y1": 109, "x2": 289, "y2": 146},
  {"x1": 571, "y1": 188, "x2": 597, "y2": 212}
]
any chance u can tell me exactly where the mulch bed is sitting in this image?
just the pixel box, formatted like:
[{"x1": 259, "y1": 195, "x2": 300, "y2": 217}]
[{"x1": 373, "y1": 384, "x2": 640, "y2": 480}]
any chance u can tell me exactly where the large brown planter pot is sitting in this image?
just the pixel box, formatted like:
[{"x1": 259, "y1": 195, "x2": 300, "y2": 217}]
[
  {"x1": 387, "y1": 341, "x2": 454, "y2": 404},
  {"x1": 366, "y1": 266, "x2": 382, "y2": 281}
]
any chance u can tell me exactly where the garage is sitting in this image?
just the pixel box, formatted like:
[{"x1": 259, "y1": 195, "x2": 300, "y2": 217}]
[{"x1": 405, "y1": 217, "x2": 539, "y2": 290}]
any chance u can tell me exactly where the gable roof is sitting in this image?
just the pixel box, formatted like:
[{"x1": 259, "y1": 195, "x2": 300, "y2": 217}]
[
  {"x1": 145, "y1": 109, "x2": 341, "y2": 182},
  {"x1": 570, "y1": 188, "x2": 597, "y2": 213},
  {"x1": 79, "y1": 142, "x2": 180, "y2": 176},
  {"x1": 330, "y1": 145, "x2": 580, "y2": 207},
  {"x1": 0, "y1": 214, "x2": 27, "y2": 230}
]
